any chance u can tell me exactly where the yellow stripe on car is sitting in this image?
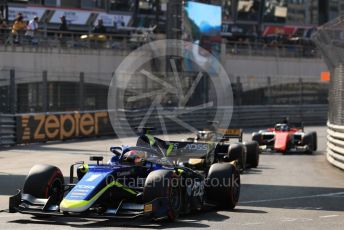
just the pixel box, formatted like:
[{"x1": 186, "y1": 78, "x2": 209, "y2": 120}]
[
  {"x1": 166, "y1": 144, "x2": 174, "y2": 156},
  {"x1": 146, "y1": 134, "x2": 155, "y2": 146}
]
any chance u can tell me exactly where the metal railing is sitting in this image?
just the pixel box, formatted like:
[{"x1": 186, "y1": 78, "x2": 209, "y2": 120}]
[
  {"x1": 0, "y1": 28, "x2": 320, "y2": 58},
  {"x1": 225, "y1": 41, "x2": 320, "y2": 58},
  {"x1": 0, "y1": 28, "x2": 151, "y2": 50}
]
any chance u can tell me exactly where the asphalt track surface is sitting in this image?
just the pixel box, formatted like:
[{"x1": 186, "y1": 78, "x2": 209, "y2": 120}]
[{"x1": 0, "y1": 126, "x2": 343, "y2": 230}]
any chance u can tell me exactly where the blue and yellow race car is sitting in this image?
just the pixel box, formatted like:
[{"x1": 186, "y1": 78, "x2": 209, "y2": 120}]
[{"x1": 9, "y1": 133, "x2": 240, "y2": 221}]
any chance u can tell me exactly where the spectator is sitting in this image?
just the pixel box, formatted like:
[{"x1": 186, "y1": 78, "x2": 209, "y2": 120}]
[
  {"x1": 11, "y1": 13, "x2": 27, "y2": 44},
  {"x1": 0, "y1": 14, "x2": 8, "y2": 43},
  {"x1": 25, "y1": 16, "x2": 39, "y2": 44},
  {"x1": 59, "y1": 16, "x2": 68, "y2": 46},
  {"x1": 59, "y1": 15, "x2": 68, "y2": 31},
  {"x1": 92, "y1": 19, "x2": 106, "y2": 34},
  {"x1": 114, "y1": 16, "x2": 125, "y2": 30}
]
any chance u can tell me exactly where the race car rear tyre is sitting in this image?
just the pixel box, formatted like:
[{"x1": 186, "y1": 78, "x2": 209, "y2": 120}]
[
  {"x1": 23, "y1": 164, "x2": 64, "y2": 200},
  {"x1": 214, "y1": 144, "x2": 230, "y2": 162},
  {"x1": 252, "y1": 132, "x2": 262, "y2": 145},
  {"x1": 228, "y1": 144, "x2": 246, "y2": 172},
  {"x1": 245, "y1": 141, "x2": 260, "y2": 168},
  {"x1": 143, "y1": 170, "x2": 181, "y2": 221},
  {"x1": 206, "y1": 163, "x2": 240, "y2": 209}
]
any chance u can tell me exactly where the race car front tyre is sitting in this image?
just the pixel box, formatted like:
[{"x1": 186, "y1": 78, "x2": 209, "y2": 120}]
[
  {"x1": 302, "y1": 132, "x2": 317, "y2": 153},
  {"x1": 22, "y1": 164, "x2": 64, "y2": 217},
  {"x1": 312, "y1": 132, "x2": 317, "y2": 151},
  {"x1": 228, "y1": 144, "x2": 246, "y2": 172},
  {"x1": 23, "y1": 164, "x2": 64, "y2": 200},
  {"x1": 143, "y1": 170, "x2": 181, "y2": 221},
  {"x1": 206, "y1": 163, "x2": 240, "y2": 209},
  {"x1": 245, "y1": 141, "x2": 260, "y2": 168}
]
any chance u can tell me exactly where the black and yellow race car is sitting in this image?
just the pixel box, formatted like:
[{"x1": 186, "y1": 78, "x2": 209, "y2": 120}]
[
  {"x1": 182, "y1": 126, "x2": 260, "y2": 172},
  {"x1": 9, "y1": 131, "x2": 240, "y2": 222}
]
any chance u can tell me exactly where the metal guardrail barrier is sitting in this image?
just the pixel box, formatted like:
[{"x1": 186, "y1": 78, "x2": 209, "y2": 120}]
[
  {"x1": 113, "y1": 104, "x2": 328, "y2": 134},
  {"x1": 327, "y1": 122, "x2": 344, "y2": 170},
  {"x1": 8, "y1": 104, "x2": 327, "y2": 146},
  {"x1": 0, "y1": 114, "x2": 16, "y2": 146}
]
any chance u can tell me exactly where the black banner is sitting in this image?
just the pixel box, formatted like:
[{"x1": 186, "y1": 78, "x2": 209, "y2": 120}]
[{"x1": 16, "y1": 111, "x2": 114, "y2": 143}]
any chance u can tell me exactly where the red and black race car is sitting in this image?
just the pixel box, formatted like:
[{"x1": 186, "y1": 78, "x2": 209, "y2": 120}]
[{"x1": 251, "y1": 123, "x2": 317, "y2": 154}]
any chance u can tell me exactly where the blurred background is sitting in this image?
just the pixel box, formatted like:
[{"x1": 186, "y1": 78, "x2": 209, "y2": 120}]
[
  {"x1": 0, "y1": 0, "x2": 336, "y2": 144},
  {"x1": 0, "y1": 0, "x2": 334, "y2": 113}
]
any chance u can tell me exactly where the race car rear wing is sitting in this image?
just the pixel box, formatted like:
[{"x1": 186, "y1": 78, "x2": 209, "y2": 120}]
[
  {"x1": 150, "y1": 137, "x2": 213, "y2": 158},
  {"x1": 167, "y1": 141, "x2": 211, "y2": 157},
  {"x1": 217, "y1": 128, "x2": 243, "y2": 142}
]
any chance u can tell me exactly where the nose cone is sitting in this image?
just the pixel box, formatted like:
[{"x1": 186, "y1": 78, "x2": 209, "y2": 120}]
[
  {"x1": 274, "y1": 133, "x2": 289, "y2": 152},
  {"x1": 60, "y1": 199, "x2": 91, "y2": 212}
]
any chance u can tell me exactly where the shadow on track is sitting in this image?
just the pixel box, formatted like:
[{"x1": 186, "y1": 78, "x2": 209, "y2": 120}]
[
  {"x1": 260, "y1": 150, "x2": 323, "y2": 156},
  {"x1": 7, "y1": 209, "x2": 234, "y2": 229},
  {"x1": 0, "y1": 136, "x2": 115, "y2": 153},
  {"x1": 240, "y1": 184, "x2": 344, "y2": 212}
]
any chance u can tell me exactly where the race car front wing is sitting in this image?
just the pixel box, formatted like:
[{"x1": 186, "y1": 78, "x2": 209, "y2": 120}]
[{"x1": 9, "y1": 190, "x2": 170, "y2": 220}]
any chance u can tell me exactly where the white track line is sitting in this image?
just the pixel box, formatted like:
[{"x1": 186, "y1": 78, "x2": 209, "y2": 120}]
[
  {"x1": 241, "y1": 192, "x2": 344, "y2": 204},
  {"x1": 319, "y1": 215, "x2": 339, "y2": 218},
  {"x1": 242, "y1": 222, "x2": 265, "y2": 226}
]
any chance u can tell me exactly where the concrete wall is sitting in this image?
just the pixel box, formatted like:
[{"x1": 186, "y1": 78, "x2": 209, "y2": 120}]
[
  {"x1": 223, "y1": 56, "x2": 328, "y2": 91},
  {"x1": 0, "y1": 46, "x2": 327, "y2": 89}
]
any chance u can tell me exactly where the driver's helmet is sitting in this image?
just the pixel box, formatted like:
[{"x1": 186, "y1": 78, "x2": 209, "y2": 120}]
[
  {"x1": 281, "y1": 124, "x2": 289, "y2": 131},
  {"x1": 197, "y1": 131, "x2": 213, "y2": 141},
  {"x1": 275, "y1": 124, "x2": 289, "y2": 131},
  {"x1": 123, "y1": 150, "x2": 146, "y2": 165}
]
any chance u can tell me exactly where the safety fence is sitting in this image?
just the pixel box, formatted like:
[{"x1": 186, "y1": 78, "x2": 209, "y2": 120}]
[
  {"x1": 0, "y1": 68, "x2": 329, "y2": 114},
  {"x1": 0, "y1": 104, "x2": 327, "y2": 146},
  {"x1": 313, "y1": 16, "x2": 344, "y2": 170},
  {"x1": 327, "y1": 122, "x2": 344, "y2": 170}
]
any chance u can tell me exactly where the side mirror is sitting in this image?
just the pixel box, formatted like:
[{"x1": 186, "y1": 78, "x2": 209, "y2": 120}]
[{"x1": 90, "y1": 156, "x2": 103, "y2": 165}]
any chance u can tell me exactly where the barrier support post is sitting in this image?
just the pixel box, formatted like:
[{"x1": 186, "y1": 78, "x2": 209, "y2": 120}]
[
  {"x1": 79, "y1": 72, "x2": 85, "y2": 111},
  {"x1": 9, "y1": 69, "x2": 16, "y2": 114},
  {"x1": 42, "y1": 70, "x2": 48, "y2": 112}
]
